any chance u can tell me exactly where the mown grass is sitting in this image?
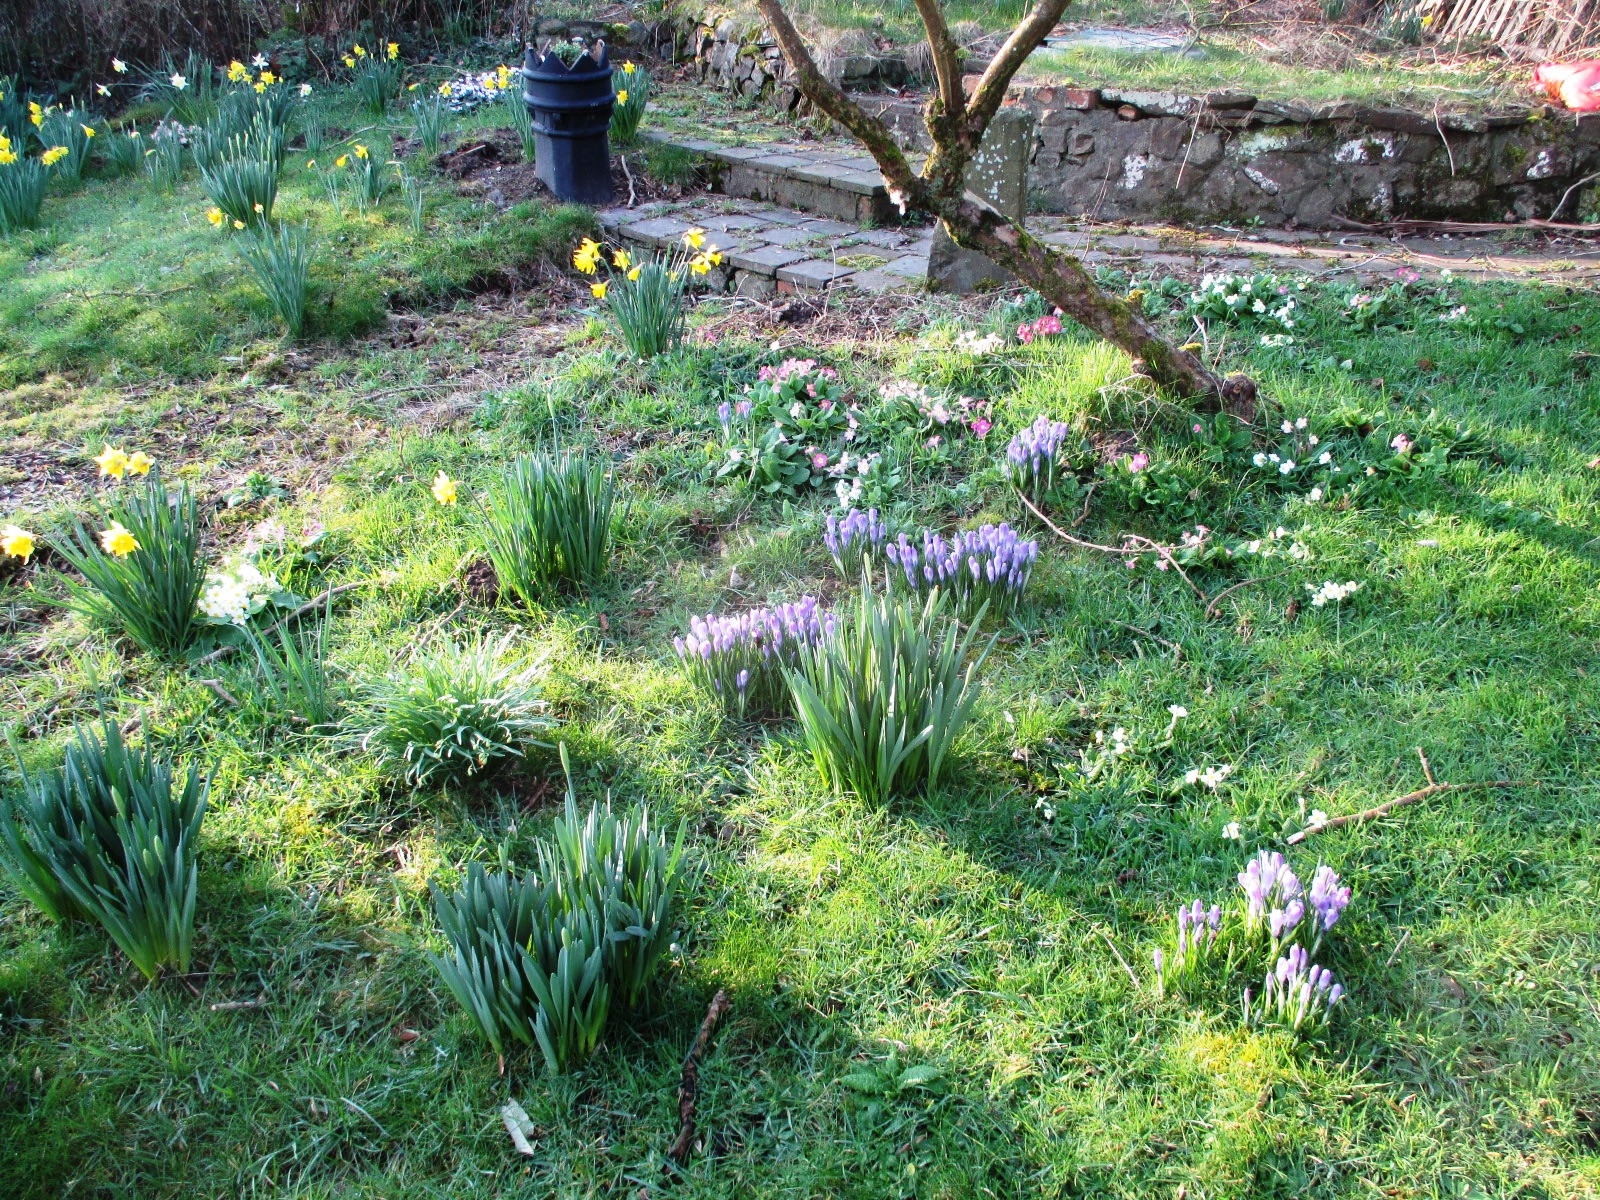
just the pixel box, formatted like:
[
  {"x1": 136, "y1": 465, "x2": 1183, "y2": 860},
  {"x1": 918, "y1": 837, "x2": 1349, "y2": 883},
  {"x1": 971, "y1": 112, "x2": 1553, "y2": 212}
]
[
  {"x1": 2, "y1": 152, "x2": 1600, "y2": 1197},
  {"x1": 0, "y1": 90, "x2": 593, "y2": 392}
]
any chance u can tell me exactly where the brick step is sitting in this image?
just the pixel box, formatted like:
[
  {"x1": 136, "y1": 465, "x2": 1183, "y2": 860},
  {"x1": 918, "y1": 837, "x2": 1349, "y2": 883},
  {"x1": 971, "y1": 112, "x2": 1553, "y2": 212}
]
[
  {"x1": 595, "y1": 198, "x2": 932, "y2": 295},
  {"x1": 641, "y1": 131, "x2": 924, "y2": 225}
]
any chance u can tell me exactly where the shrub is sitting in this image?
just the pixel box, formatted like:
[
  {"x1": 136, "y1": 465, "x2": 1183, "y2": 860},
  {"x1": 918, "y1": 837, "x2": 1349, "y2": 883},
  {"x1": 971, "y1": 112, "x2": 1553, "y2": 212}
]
[
  {"x1": 146, "y1": 51, "x2": 220, "y2": 126},
  {"x1": 350, "y1": 632, "x2": 553, "y2": 789},
  {"x1": 410, "y1": 93, "x2": 448, "y2": 157},
  {"x1": 234, "y1": 221, "x2": 310, "y2": 338},
  {"x1": 0, "y1": 139, "x2": 50, "y2": 236},
  {"x1": 430, "y1": 753, "x2": 687, "y2": 1072},
  {"x1": 100, "y1": 127, "x2": 143, "y2": 176},
  {"x1": 53, "y1": 466, "x2": 206, "y2": 657},
  {"x1": 344, "y1": 41, "x2": 403, "y2": 115},
  {"x1": 609, "y1": 61, "x2": 650, "y2": 144},
  {"x1": 786, "y1": 586, "x2": 989, "y2": 802},
  {"x1": 430, "y1": 861, "x2": 610, "y2": 1071},
  {"x1": 35, "y1": 107, "x2": 94, "y2": 182},
  {"x1": 501, "y1": 84, "x2": 536, "y2": 164},
  {"x1": 141, "y1": 122, "x2": 186, "y2": 190},
  {"x1": 200, "y1": 153, "x2": 278, "y2": 228},
  {"x1": 341, "y1": 142, "x2": 393, "y2": 209},
  {"x1": 0, "y1": 720, "x2": 208, "y2": 979},
  {"x1": 482, "y1": 450, "x2": 615, "y2": 605},
  {"x1": 573, "y1": 230, "x2": 723, "y2": 359},
  {"x1": 673, "y1": 596, "x2": 830, "y2": 718}
]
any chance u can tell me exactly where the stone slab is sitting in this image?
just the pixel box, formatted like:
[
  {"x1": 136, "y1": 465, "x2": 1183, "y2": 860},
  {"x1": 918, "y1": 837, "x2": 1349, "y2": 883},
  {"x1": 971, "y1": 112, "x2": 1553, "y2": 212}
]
[
  {"x1": 831, "y1": 171, "x2": 887, "y2": 196},
  {"x1": 619, "y1": 216, "x2": 694, "y2": 246},
  {"x1": 799, "y1": 218, "x2": 861, "y2": 237},
  {"x1": 846, "y1": 267, "x2": 915, "y2": 293},
  {"x1": 729, "y1": 244, "x2": 810, "y2": 273},
  {"x1": 881, "y1": 254, "x2": 930, "y2": 278},
  {"x1": 776, "y1": 259, "x2": 856, "y2": 287}
]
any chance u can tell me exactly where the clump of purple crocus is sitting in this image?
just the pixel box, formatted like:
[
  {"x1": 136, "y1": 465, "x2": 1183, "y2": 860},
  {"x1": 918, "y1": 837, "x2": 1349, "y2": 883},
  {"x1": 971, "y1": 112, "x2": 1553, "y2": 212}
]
[
  {"x1": 883, "y1": 522, "x2": 1038, "y2": 618},
  {"x1": 674, "y1": 597, "x2": 832, "y2": 718},
  {"x1": 1005, "y1": 415, "x2": 1075, "y2": 502},
  {"x1": 1243, "y1": 943, "x2": 1343, "y2": 1033},
  {"x1": 823, "y1": 507, "x2": 889, "y2": 575},
  {"x1": 1152, "y1": 899, "x2": 1223, "y2": 997},
  {"x1": 1238, "y1": 849, "x2": 1306, "y2": 948}
]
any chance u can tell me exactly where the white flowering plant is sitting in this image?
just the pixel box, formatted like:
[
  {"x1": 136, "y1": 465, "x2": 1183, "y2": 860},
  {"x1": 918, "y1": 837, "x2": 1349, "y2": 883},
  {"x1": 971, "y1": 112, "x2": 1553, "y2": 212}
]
[
  {"x1": 1243, "y1": 409, "x2": 1467, "y2": 502},
  {"x1": 197, "y1": 556, "x2": 299, "y2": 627},
  {"x1": 1187, "y1": 272, "x2": 1303, "y2": 337}
]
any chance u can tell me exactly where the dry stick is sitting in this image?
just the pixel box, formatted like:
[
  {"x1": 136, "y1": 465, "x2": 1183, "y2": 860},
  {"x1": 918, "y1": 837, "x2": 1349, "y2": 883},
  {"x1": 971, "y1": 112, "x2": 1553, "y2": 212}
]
[
  {"x1": 1203, "y1": 571, "x2": 1290, "y2": 621},
  {"x1": 620, "y1": 153, "x2": 637, "y2": 208},
  {"x1": 193, "y1": 581, "x2": 369, "y2": 666},
  {"x1": 1107, "y1": 618, "x2": 1182, "y2": 661},
  {"x1": 1097, "y1": 928, "x2": 1142, "y2": 990},
  {"x1": 665, "y1": 989, "x2": 731, "y2": 1168},
  {"x1": 1285, "y1": 747, "x2": 1536, "y2": 845},
  {"x1": 1017, "y1": 492, "x2": 1210, "y2": 604},
  {"x1": 196, "y1": 679, "x2": 241, "y2": 707}
]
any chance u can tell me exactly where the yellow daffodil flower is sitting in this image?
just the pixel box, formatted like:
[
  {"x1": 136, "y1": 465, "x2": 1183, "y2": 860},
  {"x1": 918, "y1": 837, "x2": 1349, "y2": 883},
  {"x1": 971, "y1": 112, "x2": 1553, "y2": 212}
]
[
  {"x1": 260, "y1": 70, "x2": 276, "y2": 85},
  {"x1": 497, "y1": 65, "x2": 512, "y2": 88},
  {"x1": 683, "y1": 227, "x2": 706, "y2": 249},
  {"x1": 206, "y1": 207, "x2": 225, "y2": 226},
  {"x1": 233, "y1": 219, "x2": 245, "y2": 229},
  {"x1": 99, "y1": 522, "x2": 140, "y2": 557},
  {"x1": 113, "y1": 58, "x2": 128, "y2": 73},
  {"x1": 228, "y1": 60, "x2": 248, "y2": 82},
  {"x1": 622, "y1": 61, "x2": 636, "y2": 74},
  {"x1": 0, "y1": 149, "x2": 15, "y2": 165},
  {"x1": 94, "y1": 444, "x2": 129, "y2": 478},
  {"x1": 616, "y1": 88, "x2": 628, "y2": 104},
  {"x1": 1, "y1": 524, "x2": 35, "y2": 563},
  {"x1": 81, "y1": 124, "x2": 95, "y2": 137},
  {"x1": 126, "y1": 451, "x2": 154, "y2": 476},
  {"x1": 572, "y1": 238, "x2": 602, "y2": 274},
  {"x1": 591, "y1": 281, "x2": 608, "y2": 299},
  {"x1": 707, "y1": 249, "x2": 723, "y2": 266},
  {"x1": 627, "y1": 265, "x2": 641, "y2": 281},
  {"x1": 612, "y1": 248, "x2": 631, "y2": 270},
  {"x1": 439, "y1": 81, "x2": 454, "y2": 97},
  {"x1": 354, "y1": 143, "x2": 369, "y2": 158},
  {"x1": 689, "y1": 254, "x2": 710, "y2": 275},
  {"x1": 40, "y1": 146, "x2": 69, "y2": 166},
  {"x1": 388, "y1": 42, "x2": 400, "y2": 60},
  {"x1": 253, "y1": 81, "x2": 266, "y2": 93},
  {"x1": 253, "y1": 202, "x2": 264, "y2": 213},
  {"x1": 335, "y1": 154, "x2": 349, "y2": 168},
  {"x1": 343, "y1": 56, "x2": 356, "y2": 68},
  {"x1": 407, "y1": 82, "x2": 419, "y2": 91},
  {"x1": 353, "y1": 44, "x2": 366, "y2": 57},
  {"x1": 431, "y1": 472, "x2": 457, "y2": 505}
]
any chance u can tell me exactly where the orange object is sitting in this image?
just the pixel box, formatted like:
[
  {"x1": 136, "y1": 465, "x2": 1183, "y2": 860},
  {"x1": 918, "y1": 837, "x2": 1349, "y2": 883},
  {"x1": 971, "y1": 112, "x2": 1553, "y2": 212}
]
[{"x1": 1535, "y1": 61, "x2": 1600, "y2": 111}]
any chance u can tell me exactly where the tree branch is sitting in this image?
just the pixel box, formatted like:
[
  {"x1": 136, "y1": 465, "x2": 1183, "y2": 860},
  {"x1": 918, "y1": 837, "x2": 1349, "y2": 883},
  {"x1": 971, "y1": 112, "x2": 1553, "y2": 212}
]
[
  {"x1": 1285, "y1": 748, "x2": 1536, "y2": 845},
  {"x1": 757, "y1": 0, "x2": 921, "y2": 199},
  {"x1": 966, "y1": 0, "x2": 1071, "y2": 139},
  {"x1": 911, "y1": 0, "x2": 966, "y2": 124},
  {"x1": 950, "y1": 198, "x2": 1234, "y2": 401}
]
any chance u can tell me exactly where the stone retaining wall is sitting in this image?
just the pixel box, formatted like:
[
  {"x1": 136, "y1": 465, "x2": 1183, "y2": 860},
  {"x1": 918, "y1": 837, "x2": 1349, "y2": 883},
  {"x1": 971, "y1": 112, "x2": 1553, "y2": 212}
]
[{"x1": 666, "y1": 4, "x2": 1600, "y2": 225}]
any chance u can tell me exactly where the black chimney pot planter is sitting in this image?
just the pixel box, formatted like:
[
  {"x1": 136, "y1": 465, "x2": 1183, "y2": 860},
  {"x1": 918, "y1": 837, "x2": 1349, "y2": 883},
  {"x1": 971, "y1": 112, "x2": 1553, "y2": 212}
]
[{"x1": 521, "y1": 42, "x2": 615, "y2": 206}]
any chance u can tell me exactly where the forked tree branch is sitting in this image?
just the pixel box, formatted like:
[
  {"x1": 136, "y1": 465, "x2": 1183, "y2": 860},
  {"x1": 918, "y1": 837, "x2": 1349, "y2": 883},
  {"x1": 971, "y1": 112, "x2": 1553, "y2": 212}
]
[
  {"x1": 966, "y1": 0, "x2": 1071, "y2": 141},
  {"x1": 911, "y1": 0, "x2": 966, "y2": 123},
  {"x1": 756, "y1": 0, "x2": 1253, "y2": 404},
  {"x1": 756, "y1": 0, "x2": 922, "y2": 199}
]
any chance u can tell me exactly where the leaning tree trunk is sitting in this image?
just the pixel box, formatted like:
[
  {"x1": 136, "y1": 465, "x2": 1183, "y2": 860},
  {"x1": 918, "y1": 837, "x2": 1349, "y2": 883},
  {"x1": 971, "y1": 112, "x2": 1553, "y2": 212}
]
[{"x1": 755, "y1": 0, "x2": 1257, "y2": 409}]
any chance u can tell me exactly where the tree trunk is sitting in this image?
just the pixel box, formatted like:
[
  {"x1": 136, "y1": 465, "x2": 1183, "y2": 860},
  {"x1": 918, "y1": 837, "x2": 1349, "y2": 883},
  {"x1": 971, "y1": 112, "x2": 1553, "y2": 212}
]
[{"x1": 753, "y1": 0, "x2": 1257, "y2": 410}]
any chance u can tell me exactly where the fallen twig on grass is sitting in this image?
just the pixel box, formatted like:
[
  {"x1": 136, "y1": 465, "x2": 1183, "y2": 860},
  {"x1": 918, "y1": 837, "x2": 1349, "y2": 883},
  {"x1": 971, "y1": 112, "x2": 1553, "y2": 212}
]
[
  {"x1": 620, "y1": 152, "x2": 637, "y2": 208},
  {"x1": 666, "y1": 989, "x2": 730, "y2": 1169},
  {"x1": 1017, "y1": 492, "x2": 1208, "y2": 603},
  {"x1": 1286, "y1": 748, "x2": 1536, "y2": 845},
  {"x1": 196, "y1": 679, "x2": 241, "y2": 707},
  {"x1": 1203, "y1": 571, "x2": 1290, "y2": 620},
  {"x1": 194, "y1": 581, "x2": 370, "y2": 666},
  {"x1": 1106, "y1": 619, "x2": 1182, "y2": 661}
]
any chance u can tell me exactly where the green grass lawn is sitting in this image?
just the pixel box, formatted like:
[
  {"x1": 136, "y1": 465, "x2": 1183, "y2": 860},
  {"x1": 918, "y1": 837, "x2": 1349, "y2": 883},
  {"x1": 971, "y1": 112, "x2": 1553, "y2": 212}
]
[{"x1": 2, "y1": 69, "x2": 1600, "y2": 1200}]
